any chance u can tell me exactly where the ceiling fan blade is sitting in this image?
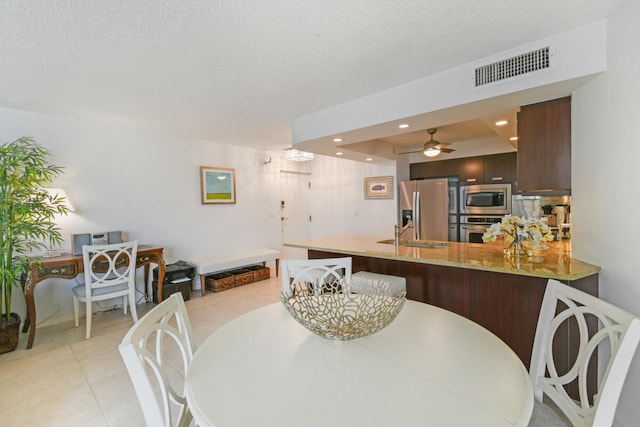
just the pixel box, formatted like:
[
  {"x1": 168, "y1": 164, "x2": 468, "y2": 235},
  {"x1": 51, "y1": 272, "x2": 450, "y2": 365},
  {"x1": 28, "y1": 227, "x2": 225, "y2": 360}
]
[
  {"x1": 393, "y1": 146, "x2": 424, "y2": 155},
  {"x1": 392, "y1": 133, "x2": 455, "y2": 155},
  {"x1": 395, "y1": 149, "x2": 423, "y2": 155}
]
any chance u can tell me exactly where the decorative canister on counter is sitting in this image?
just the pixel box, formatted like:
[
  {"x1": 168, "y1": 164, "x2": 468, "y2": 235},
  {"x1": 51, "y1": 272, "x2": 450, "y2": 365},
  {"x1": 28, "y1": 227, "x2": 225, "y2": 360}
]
[{"x1": 483, "y1": 215, "x2": 554, "y2": 258}]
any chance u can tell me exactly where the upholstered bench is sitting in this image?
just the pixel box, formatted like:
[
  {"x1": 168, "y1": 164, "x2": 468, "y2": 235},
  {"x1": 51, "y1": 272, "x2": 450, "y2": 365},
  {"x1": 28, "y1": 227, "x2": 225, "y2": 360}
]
[
  {"x1": 351, "y1": 271, "x2": 407, "y2": 297},
  {"x1": 193, "y1": 248, "x2": 280, "y2": 296}
]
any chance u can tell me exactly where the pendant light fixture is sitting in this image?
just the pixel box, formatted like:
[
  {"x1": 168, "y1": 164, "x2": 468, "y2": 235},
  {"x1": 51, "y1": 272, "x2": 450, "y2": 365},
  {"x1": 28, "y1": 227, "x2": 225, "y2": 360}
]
[{"x1": 284, "y1": 149, "x2": 314, "y2": 161}]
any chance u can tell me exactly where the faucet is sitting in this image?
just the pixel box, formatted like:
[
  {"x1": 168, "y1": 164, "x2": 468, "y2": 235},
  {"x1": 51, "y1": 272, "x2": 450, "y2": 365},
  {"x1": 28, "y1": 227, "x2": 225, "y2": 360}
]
[{"x1": 394, "y1": 221, "x2": 413, "y2": 246}]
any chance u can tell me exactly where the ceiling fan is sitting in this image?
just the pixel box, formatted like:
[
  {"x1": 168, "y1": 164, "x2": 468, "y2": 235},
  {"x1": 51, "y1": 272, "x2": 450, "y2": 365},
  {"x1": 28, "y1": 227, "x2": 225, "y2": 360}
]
[{"x1": 395, "y1": 128, "x2": 455, "y2": 157}]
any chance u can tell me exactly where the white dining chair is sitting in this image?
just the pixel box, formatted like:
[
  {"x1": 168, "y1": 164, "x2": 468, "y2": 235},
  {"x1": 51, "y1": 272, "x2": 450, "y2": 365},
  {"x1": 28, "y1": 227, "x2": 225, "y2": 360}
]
[
  {"x1": 528, "y1": 279, "x2": 640, "y2": 427},
  {"x1": 72, "y1": 240, "x2": 139, "y2": 339},
  {"x1": 119, "y1": 292, "x2": 197, "y2": 427},
  {"x1": 351, "y1": 270, "x2": 407, "y2": 297},
  {"x1": 281, "y1": 257, "x2": 352, "y2": 297}
]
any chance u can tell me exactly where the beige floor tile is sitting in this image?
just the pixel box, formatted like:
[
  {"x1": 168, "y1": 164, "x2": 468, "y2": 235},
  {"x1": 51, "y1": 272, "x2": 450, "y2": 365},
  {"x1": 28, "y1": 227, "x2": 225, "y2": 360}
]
[
  {"x1": 91, "y1": 370, "x2": 140, "y2": 413},
  {"x1": 1, "y1": 327, "x2": 69, "y2": 362},
  {"x1": 70, "y1": 326, "x2": 136, "y2": 360},
  {"x1": 0, "y1": 275, "x2": 282, "y2": 425},
  {"x1": 104, "y1": 400, "x2": 146, "y2": 427},
  {"x1": 0, "y1": 361, "x2": 88, "y2": 410},
  {"x1": 79, "y1": 349, "x2": 129, "y2": 385},
  {"x1": 2, "y1": 382, "x2": 108, "y2": 427},
  {"x1": 0, "y1": 345, "x2": 76, "y2": 385}
]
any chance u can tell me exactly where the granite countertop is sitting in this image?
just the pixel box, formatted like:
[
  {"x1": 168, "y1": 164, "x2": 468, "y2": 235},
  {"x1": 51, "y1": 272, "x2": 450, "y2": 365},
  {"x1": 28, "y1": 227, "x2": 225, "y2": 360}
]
[{"x1": 284, "y1": 235, "x2": 600, "y2": 281}]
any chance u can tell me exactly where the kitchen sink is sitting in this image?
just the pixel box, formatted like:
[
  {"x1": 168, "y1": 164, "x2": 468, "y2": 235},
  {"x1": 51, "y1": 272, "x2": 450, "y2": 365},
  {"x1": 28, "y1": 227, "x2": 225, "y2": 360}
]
[{"x1": 377, "y1": 239, "x2": 450, "y2": 249}]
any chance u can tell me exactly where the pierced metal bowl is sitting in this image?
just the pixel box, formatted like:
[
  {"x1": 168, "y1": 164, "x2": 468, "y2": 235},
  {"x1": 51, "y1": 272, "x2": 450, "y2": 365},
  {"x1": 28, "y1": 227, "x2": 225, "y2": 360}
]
[{"x1": 281, "y1": 279, "x2": 407, "y2": 341}]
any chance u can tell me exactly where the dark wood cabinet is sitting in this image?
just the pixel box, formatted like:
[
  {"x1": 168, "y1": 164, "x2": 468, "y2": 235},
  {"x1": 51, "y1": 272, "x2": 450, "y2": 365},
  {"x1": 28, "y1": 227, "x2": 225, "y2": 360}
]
[
  {"x1": 411, "y1": 152, "x2": 516, "y2": 184},
  {"x1": 483, "y1": 152, "x2": 515, "y2": 183},
  {"x1": 468, "y1": 271, "x2": 547, "y2": 368},
  {"x1": 458, "y1": 153, "x2": 515, "y2": 184},
  {"x1": 517, "y1": 97, "x2": 571, "y2": 194},
  {"x1": 410, "y1": 158, "x2": 459, "y2": 180},
  {"x1": 458, "y1": 156, "x2": 484, "y2": 184}
]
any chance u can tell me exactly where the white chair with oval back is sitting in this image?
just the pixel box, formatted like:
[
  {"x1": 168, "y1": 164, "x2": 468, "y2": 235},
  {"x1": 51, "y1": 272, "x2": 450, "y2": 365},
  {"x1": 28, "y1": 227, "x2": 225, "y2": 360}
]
[
  {"x1": 351, "y1": 270, "x2": 406, "y2": 297},
  {"x1": 528, "y1": 279, "x2": 640, "y2": 426},
  {"x1": 281, "y1": 257, "x2": 352, "y2": 297},
  {"x1": 72, "y1": 240, "x2": 139, "y2": 339},
  {"x1": 119, "y1": 292, "x2": 196, "y2": 427}
]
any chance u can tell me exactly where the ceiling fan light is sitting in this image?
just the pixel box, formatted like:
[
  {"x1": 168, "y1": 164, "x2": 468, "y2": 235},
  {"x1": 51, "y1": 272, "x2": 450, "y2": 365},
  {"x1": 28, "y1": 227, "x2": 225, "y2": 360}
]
[{"x1": 424, "y1": 147, "x2": 441, "y2": 157}]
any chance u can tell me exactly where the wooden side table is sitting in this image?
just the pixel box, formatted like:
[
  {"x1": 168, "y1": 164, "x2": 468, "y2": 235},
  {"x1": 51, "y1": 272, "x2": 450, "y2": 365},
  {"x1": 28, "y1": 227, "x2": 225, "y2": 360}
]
[{"x1": 21, "y1": 245, "x2": 165, "y2": 349}]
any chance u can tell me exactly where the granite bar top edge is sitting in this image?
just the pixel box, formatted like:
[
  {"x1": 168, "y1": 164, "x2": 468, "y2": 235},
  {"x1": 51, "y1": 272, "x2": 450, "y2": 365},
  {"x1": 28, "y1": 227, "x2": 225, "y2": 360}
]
[{"x1": 285, "y1": 235, "x2": 601, "y2": 281}]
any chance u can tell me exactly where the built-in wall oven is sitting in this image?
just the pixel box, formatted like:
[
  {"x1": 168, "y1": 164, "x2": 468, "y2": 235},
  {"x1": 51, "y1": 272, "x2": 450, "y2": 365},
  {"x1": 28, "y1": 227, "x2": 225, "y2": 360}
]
[
  {"x1": 460, "y1": 216, "x2": 503, "y2": 243},
  {"x1": 460, "y1": 184, "x2": 511, "y2": 215}
]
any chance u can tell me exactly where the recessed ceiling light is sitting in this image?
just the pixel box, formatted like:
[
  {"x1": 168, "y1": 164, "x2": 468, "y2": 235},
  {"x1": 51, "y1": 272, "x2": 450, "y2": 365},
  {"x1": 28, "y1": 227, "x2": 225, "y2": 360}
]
[
  {"x1": 510, "y1": 136, "x2": 519, "y2": 141},
  {"x1": 495, "y1": 120, "x2": 508, "y2": 126},
  {"x1": 336, "y1": 152, "x2": 343, "y2": 156},
  {"x1": 333, "y1": 138, "x2": 342, "y2": 142},
  {"x1": 398, "y1": 123, "x2": 410, "y2": 129},
  {"x1": 366, "y1": 158, "x2": 373, "y2": 162}
]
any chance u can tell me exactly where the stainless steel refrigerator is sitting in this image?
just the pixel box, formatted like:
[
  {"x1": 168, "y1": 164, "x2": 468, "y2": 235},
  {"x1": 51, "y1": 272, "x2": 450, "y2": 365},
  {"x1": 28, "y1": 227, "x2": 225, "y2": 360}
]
[{"x1": 399, "y1": 178, "x2": 450, "y2": 241}]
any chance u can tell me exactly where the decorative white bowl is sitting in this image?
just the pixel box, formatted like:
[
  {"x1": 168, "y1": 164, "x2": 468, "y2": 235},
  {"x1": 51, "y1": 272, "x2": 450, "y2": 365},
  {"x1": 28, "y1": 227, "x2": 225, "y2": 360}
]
[{"x1": 281, "y1": 279, "x2": 406, "y2": 340}]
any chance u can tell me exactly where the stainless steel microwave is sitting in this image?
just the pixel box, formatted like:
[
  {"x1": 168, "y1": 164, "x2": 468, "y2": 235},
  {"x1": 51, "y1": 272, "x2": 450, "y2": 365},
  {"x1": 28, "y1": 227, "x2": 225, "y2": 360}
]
[{"x1": 460, "y1": 184, "x2": 511, "y2": 215}]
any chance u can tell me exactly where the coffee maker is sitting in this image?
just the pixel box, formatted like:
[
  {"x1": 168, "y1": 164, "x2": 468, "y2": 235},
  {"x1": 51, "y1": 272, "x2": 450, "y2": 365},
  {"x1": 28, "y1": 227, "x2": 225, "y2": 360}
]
[{"x1": 541, "y1": 205, "x2": 557, "y2": 226}]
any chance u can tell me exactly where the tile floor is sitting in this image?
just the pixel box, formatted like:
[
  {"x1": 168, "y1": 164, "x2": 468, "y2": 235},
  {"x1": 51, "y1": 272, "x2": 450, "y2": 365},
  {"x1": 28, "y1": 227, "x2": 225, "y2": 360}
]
[{"x1": 0, "y1": 274, "x2": 282, "y2": 427}]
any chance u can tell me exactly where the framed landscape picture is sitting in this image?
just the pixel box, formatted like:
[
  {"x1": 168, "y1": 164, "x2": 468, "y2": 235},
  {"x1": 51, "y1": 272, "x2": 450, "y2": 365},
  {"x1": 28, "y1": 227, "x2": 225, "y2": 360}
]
[
  {"x1": 364, "y1": 176, "x2": 394, "y2": 199},
  {"x1": 200, "y1": 166, "x2": 236, "y2": 204}
]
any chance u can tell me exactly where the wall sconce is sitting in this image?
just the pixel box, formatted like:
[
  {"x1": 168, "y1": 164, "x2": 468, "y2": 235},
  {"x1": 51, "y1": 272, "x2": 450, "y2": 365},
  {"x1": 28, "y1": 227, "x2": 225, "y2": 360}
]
[{"x1": 284, "y1": 149, "x2": 314, "y2": 162}]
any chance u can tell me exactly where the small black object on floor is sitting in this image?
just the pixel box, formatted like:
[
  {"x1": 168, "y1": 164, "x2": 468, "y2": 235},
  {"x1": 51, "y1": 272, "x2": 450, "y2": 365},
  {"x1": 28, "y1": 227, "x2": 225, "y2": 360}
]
[{"x1": 152, "y1": 261, "x2": 195, "y2": 303}]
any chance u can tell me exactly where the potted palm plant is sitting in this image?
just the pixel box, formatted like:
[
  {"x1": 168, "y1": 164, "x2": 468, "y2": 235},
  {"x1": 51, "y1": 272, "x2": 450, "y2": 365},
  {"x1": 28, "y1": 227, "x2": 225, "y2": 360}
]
[{"x1": 0, "y1": 137, "x2": 70, "y2": 353}]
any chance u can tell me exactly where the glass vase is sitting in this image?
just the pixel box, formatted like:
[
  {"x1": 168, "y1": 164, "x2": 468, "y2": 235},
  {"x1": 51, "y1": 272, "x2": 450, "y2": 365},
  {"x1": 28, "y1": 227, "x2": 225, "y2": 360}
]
[{"x1": 503, "y1": 234, "x2": 532, "y2": 258}]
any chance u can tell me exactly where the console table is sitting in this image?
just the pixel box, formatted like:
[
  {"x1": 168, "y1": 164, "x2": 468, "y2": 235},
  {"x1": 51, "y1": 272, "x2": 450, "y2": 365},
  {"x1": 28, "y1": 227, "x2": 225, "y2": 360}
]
[{"x1": 21, "y1": 245, "x2": 165, "y2": 349}]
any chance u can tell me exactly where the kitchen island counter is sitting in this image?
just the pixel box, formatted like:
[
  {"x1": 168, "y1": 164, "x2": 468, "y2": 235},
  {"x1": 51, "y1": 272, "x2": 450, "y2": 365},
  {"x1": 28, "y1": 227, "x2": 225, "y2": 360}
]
[
  {"x1": 284, "y1": 235, "x2": 599, "y2": 281},
  {"x1": 285, "y1": 234, "x2": 599, "y2": 383}
]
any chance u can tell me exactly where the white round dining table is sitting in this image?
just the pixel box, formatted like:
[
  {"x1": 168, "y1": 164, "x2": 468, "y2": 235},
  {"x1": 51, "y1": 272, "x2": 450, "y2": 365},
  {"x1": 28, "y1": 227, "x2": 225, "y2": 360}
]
[{"x1": 185, "y1": 300, "x2": 533, "y2": 427}]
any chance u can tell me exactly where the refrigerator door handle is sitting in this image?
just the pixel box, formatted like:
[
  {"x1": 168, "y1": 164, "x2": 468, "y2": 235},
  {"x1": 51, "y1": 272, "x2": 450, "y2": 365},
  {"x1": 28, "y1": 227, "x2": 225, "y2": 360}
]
[{"x1": 414, "y1": 191, "x2": 421, "y2": 241}]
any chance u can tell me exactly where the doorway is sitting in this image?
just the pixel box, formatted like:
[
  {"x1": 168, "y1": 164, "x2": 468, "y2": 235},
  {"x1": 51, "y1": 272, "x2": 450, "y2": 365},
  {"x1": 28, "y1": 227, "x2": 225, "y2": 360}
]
[{"x1": 280, "y1": 170, "x2": 311, "y2": 260}]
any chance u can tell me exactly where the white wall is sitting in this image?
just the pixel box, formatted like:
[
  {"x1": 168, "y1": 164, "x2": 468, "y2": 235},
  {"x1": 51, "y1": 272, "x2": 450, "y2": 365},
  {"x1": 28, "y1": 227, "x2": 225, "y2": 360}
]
[
  {"x1": 310, "y1": 156, "x2": 397, "y2": 238},
  {"x1": 572, "y1": 0, "x2": 640, "y2": 425},
  {"x1": 0, "y1": 107, "x2": 395, "y2": 327}
]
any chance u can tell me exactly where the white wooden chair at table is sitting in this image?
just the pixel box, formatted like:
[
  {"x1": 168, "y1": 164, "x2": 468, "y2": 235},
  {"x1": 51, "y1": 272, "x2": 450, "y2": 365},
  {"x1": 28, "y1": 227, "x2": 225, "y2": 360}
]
[
  {"x1": 119, "y1": 292, "x2": 197, "y2": 427},
  {"x1": 280, "y1": 257, "x2": 352, "y2": 297},
  {"x1": 72, "y1": 240, "x2": 139, "y2": 339},
  {"x1": 528, "y1": 279, "x2": 640, "y2": 426}
]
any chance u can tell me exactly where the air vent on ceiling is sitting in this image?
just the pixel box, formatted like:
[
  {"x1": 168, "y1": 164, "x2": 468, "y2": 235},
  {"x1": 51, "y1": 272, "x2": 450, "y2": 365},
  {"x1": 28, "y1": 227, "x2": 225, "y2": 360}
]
[{"x1": 474, "y1": 46, "x2": 551, "y2": 87}]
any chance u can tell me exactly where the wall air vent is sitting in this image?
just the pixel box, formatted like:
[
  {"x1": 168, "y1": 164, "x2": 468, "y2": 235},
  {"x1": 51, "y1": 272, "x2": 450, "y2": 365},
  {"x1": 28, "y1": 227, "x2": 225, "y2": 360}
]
[{"x1": 474, "y1": 46, "x2": 551, "y2": 87}]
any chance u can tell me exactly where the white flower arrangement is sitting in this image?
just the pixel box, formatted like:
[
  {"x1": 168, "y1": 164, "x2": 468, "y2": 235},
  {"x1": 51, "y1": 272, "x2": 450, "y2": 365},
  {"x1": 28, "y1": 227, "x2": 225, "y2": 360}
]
[{"x1": 482, "y1": 215, "x2": 554, "y2": 250}]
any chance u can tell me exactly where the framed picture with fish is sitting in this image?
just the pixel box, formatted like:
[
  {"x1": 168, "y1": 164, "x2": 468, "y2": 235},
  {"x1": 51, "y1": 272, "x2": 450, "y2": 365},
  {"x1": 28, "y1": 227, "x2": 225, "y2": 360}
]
[{"x1": 364, "y1": 176, "x2": 393, "y2": 199}]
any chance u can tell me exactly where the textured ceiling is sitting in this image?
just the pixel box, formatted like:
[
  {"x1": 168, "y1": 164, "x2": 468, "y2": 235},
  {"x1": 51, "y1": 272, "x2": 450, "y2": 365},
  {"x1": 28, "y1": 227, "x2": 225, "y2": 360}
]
[{"x1": 0, "y1": 0, "x2": 624, "y2": 150}]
